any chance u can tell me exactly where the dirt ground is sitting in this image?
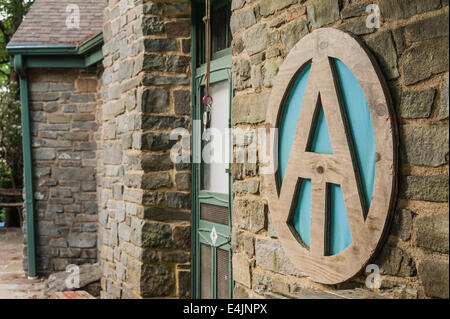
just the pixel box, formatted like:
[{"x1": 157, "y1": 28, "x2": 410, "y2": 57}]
[{"x1": 0, "y1": 228, "x2": 47, "y2": 299}]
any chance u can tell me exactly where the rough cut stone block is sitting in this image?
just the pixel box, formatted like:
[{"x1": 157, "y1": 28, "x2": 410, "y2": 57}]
[
  {"x1": 143, "y1": 2, "x2": 162, "y2": 15},
  {"x1": 68, "y1": 233, "x2": 97, "y2": 248},
  {"x1": 103, "y1": 142, "x2": 122, "y2": 165},
  {"x1": 401, "y1": 38, "x2": 449, "y2": 85},
  {"x1": 142, "y1": 88, "x2": 169, "y2": 113},
  {"x1": 232, "y1": 93, "x2": 270, "y2": 125},
  {"x1": 172, "y1": 225, "x2": 190, "y2": 250},
  {"x1": 177, "y1": 270, "x2": 190, "y2": 298},
  {"x1": 142, "y1": 54, "x2": 164, "y2": 72},
  {"x1": 243, "y1": 24, "x2": 268, "y2": 56},
  {"x1": 140, "y1": 263, "x2": 175, "y2": 298},
  {"x1": 83, "y1": 202, "x2": 98, "y2": 215},
  {"x1": 307, "y1": 0, "x2": 340, "y2": 28},
  {"x1": 38, "y1": 221, "x2": 58, "y2": 236},
  {"x1": 231, "y1": 0, "x2": 246, "y2": 11},
  {"x1": 377, "y1": 245, "x2": 416, "y2": 277},
  {"x1": 166, "y1": 192, "x2": 190, "y2": 209},
  {"x1": 166, "y1": 55, "x2": 190, "y2": 73},
  {"x1": 255, "y1": 239, "x2": 303, "y2": 276},
  {"x1": 173, "y1": 90, "x2": 191, "y2": 115},
  {"x1": 400, "y1": 175, "x2": 449, "y2": 202},
  {"x1": 141, "y1": 132, "x2": 175, "y2": 151},
  {"x1": 232, "y1": 229, "x2": 255, "y2": 258},
  {"x1": 142, "y1": 153, "x2": 173, "y2": 172},
  {"x1": 338, "y1": 19, "x2": 376, "y2": 36},
  {"x1": 259, "y1": 0, "x2": 297, "y2": 17},
  {"x1": 419, "y1": 259, "x2": 449, "y2": 299},
  {"x1": 232, "y1": 57, "x2": 251, "y2": 91},
  {"x1": 142, "y1": 192, "x2": 165, "y2": 207},
  {"x1": 142, "y1": 16, "x2": 164, "y2": 35},
  {"x1": 48, "y1": 114, "x2": 70, "y2": 124},
  {"x1": 165, "y1": 20, "x2": 190, "y2": 37},
  {"x1": 391, "y1": 209, "x2": 413, "y2": 241},
  {"x1": 33, "y1": 148, "x2": 56, "y2": 160},
  {"x1": 142, "y1": 74, "x2": 190, "y2": 86},
  {"x1": 160, "y1": 251, "x2": 190, "y2": 263},
  {"x1": 230, "y1": 7, "x2": 256, "y2": 34},
  {"x1": 365, "y1": 31, "x2": 399, "y2": 80},
  {"x1": 233, "y1": 253, "x2": 252, "y2": 288},
  {"x1": 379, "y1": 0, "x2": 441, "y2": 20},
  {"x1": 399, "y1": 89, "x2": 435, "y2": 119},
  {"x1": 141, "y1": 207, "x2": 190, "y2": 222},
  {"x1": 404, "y1": 11, "x2": 449, "y2": 42},
  {"x1": 233, "y1": 199, "x2": 266, "y2": 233},
  {"x1": 142, "y1": 172, "x2": 172, "y2": 190},
  {"x1": 142, "y1": 115, "x2": 189, "y2": 130},
  {"x1": 415, "y1": 212, "x2": 449, "y2": 254},
  {"x1": 263, "y1": 58, "x2": 283, "y2": 88},
  {"x1": 166, "y1": 2, "x2": 190, "y2": 17},
  {"x1": 400, "y1": 125, "x2": 449, "y2": 167},
  {"x1": 53, "y1": 168, "x2": 95, "y2": 181},
  {"x1": 234, "y1": 284, "x2": 261, "y2": 299},
  {"x1": 175, "y1": 172, "x2": 191, "y2": 191},
  {"x1": 281, "y1": 18, "x2": 308, "y2": 54},
  {"x1": 232, "y1": 37, "x2": 244, "y2": 56},
  {"x1": 340, "y1": 0, "x2": 371, "y2": 19},
  {"x1": 418, "y1": 259, "x2": 449, "y2": 299},
  {"x1": 144, "y1": 38, "x2": 177, "y2": 52},
  {"x1": 135, "y1": 221, "x2": 173, "y2": 249},
  {"x1": 31, "y1": 82, "x2": 49, "y2": 92}
]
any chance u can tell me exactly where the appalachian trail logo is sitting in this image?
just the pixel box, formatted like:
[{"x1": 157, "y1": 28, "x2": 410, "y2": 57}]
[{"x1": 263, "y1": 28, "x2": 397, "y2": 284}]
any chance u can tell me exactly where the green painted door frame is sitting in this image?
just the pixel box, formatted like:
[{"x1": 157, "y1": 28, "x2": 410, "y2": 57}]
[{"x1": 191, "y1": 0, "x2": 234, "y2": 299}]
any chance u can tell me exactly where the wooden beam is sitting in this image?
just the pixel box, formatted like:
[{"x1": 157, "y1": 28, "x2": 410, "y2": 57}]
[
  {"x1": 0, "y1": 203, "x2": 23, "y2": 207},
  {"x1": 0, "y1": 189, "x2": 22, "y2": 196}
]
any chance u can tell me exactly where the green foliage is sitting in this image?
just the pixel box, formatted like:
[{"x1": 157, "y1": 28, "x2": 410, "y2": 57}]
[
  {"x1": 0, "y1": 82, "x2": 22, "y2": 188},
  {"x1": 0, "y1": 0, "x2": 34, "y2": 81},
  {"x1": 0, "y1": 0, "x2": 33, "y2": 188}
]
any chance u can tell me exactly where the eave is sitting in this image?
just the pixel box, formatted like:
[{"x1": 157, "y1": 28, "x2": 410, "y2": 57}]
[{"x1": 6, "y1": 32, "x2": 104, "y2": 68}]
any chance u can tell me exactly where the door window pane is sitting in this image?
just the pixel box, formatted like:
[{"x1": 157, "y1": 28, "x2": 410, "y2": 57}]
[
  {"x1": 203, "y1": 80, "x2": 230, "y2": 194},
  {"x1": 212, "y1": 5, "x2": 231, "y2": 53}
]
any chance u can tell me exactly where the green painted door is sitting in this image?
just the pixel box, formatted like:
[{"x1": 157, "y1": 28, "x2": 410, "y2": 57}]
[{"x1": 191, "y1": 0, "x2": 233, "y2": 299}]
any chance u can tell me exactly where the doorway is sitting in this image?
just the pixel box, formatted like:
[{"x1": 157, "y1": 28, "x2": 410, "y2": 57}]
[{"x1": 191, "y1": 0, "x2": 233, "y2": 299}]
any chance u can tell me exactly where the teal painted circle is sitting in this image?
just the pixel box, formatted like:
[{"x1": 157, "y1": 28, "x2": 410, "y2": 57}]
[{"x1": 279, "y1": 58, "x2": 376, "y2": 255}]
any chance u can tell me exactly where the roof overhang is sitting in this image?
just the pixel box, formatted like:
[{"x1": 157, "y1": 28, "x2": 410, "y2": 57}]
[{"x1": 7, "y1": 33, "x2": 104, "y2": 69}]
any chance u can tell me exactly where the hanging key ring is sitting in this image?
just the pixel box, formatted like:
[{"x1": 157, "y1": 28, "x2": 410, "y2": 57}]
[{"x1": 203, "y1": 95, "x2": 213, "y2": 108}]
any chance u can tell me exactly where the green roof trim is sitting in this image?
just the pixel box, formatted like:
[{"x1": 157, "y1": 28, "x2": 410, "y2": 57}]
[
  {"x1": 7, "y1": 33, "x2": 104, "y2": 68},
  {"x1": 78, "y1": 33, "x2": 104, "y2": 55}
]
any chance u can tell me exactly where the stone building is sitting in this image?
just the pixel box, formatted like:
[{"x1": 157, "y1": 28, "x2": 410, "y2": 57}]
[{"x1": 6, "y1": 0, "x2": 449, "y2": 299}]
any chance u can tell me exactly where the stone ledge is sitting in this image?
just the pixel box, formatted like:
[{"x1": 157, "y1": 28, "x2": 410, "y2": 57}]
[{"x1": 266, "y1": 288, "x2": 389, "y2": 299}]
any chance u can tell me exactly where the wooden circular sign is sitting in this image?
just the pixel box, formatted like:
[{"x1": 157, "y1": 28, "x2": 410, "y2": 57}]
[{"x1": 263, "y1": 28, "x2": 397, "y2": 284}]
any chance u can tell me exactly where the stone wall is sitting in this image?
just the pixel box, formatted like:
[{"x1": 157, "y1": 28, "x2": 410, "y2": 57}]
[
  {"x1": 230, "y1": 0, "x2": 449, "y2": 299},
  {"x1": 99, "y1": 0, "x2": 192, "y2": 299},
  {"x1": 26, "y1": 66, "x2": 101, "y2": 275}
]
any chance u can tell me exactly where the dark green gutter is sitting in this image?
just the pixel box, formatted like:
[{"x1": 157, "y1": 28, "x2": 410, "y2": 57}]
[
  {"x1": 7, "y1": 33, "x2": 103, "y2": 278},
  {"x1": 14, "y1": 54, "x2": 37, "y2": 279}
]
